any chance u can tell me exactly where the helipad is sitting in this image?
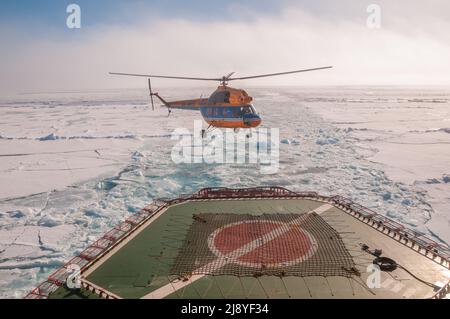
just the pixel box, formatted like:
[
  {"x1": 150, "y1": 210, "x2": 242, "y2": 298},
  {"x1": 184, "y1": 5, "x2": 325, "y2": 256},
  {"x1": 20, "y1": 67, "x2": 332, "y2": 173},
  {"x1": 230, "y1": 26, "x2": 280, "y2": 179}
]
[
  {"x1": 207, "y1": 218, "x2": 318, "y2": 268},
  {"x1": 26, "y1": 187, "x2": 450, "y2": 299}
]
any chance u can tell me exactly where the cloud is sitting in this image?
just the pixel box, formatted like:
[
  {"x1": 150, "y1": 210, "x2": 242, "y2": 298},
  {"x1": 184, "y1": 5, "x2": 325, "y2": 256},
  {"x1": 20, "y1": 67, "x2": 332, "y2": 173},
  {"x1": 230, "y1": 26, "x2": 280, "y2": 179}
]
[{"x1": 1, "y1": 1, "x2": 450, "y2": 94}]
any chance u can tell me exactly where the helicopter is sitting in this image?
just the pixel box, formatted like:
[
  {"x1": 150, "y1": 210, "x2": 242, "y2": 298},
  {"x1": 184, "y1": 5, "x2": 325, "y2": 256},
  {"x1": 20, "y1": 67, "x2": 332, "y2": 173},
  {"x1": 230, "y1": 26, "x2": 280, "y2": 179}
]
[{"x1": 110, "y1": 66, "x2": 332, "y2": 137}]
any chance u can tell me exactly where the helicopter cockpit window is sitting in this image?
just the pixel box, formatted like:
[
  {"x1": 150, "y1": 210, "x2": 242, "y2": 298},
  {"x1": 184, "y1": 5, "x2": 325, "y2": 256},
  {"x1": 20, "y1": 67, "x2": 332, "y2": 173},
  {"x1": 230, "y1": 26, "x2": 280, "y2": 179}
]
[{"x1": 241, "y1": 105, "x2": 256, "y2": 115}]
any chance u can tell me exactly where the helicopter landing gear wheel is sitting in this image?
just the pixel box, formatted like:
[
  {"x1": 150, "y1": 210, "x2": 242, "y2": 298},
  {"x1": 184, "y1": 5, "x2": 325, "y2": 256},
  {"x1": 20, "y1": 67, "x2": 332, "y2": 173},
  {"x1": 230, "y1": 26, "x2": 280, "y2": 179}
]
[
  {"x1": 201, "y1": 129, "x2": 206, "y2": 138},
  {"x1": 234, "y1": 128, "x2": 240, "y2": 134},
  {"x1": 246, "y1": 130, "x2": 253, "y2": 138}
]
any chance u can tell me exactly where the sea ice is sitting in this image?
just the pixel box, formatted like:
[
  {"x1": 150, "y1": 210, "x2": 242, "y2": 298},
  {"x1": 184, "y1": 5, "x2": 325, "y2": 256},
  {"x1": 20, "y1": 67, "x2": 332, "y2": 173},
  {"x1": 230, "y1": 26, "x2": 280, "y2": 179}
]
[{"x1": 0, "y1": 87, "x2": 449, "y2": 298}]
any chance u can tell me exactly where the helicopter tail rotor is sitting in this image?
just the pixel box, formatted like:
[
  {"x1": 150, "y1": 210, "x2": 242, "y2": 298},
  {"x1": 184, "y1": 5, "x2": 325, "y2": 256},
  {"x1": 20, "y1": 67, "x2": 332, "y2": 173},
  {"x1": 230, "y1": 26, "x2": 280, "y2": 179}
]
[
  {"x1": 148, "y1": 78, "x2": 155, "y2": 111},
  {"x1": 145, "y1": 78, "x2": 172, "y2": 115}
]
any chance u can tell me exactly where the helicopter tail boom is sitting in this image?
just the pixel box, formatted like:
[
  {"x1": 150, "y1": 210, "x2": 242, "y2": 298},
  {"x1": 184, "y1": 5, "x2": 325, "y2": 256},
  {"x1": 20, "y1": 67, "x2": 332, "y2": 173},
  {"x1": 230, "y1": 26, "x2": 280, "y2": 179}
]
[{"x1": 150, "y1": 92, "x2": 171, "y2": 108}]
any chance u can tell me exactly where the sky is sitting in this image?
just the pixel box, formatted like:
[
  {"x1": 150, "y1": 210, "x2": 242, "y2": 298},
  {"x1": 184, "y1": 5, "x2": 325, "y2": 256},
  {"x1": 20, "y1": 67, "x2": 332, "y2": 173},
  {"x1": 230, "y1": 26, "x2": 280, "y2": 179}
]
[{"x1": 1, "y1": 0, "x2": 450, "y2": 93}]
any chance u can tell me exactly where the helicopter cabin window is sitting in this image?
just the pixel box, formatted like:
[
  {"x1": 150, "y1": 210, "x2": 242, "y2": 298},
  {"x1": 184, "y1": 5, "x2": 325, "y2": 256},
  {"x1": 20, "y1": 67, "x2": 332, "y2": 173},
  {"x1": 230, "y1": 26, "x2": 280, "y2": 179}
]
[
  {"x1": 226, "y1": 108, "x2": 233, "y2": 118},
  {"x1": 212, "y1": 107, "x2": 224, "y2": 117}
]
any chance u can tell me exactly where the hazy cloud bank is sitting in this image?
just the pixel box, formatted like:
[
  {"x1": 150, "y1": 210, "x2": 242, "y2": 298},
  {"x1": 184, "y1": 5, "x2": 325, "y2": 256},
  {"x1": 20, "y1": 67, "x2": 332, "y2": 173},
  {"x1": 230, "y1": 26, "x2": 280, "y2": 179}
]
[{"x1": 1, "y1": 1, "x2": 450, "y2": 93}]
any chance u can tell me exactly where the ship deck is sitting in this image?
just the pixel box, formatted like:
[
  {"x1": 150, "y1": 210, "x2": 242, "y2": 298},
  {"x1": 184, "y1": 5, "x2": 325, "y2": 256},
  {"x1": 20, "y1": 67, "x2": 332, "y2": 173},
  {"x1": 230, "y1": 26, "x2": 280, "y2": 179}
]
[{"x1": 44, "y1": 191, "x2": 450, "y2": 299}]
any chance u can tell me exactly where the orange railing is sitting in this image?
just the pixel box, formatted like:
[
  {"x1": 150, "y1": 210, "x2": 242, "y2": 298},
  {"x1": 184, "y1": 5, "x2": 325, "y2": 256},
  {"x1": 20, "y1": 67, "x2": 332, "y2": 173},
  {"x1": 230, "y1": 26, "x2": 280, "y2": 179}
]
[{"x1": 24, "y1": 201, "x2": 168, "y2": 299}]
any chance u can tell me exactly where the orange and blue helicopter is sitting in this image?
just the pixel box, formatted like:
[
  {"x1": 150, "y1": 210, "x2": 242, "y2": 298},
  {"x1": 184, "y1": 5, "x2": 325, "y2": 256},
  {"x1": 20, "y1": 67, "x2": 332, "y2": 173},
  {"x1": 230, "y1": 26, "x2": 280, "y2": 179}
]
[{"x1": 110, "y1": 66, "x2": 332, "y2": 137}]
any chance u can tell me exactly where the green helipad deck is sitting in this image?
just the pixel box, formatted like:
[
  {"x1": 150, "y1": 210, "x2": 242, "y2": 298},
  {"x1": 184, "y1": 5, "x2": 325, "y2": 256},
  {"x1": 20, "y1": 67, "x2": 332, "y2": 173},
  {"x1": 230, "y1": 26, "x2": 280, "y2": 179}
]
[{"x1": 26, "y1": 187, "x2": 450, "y2": 299}]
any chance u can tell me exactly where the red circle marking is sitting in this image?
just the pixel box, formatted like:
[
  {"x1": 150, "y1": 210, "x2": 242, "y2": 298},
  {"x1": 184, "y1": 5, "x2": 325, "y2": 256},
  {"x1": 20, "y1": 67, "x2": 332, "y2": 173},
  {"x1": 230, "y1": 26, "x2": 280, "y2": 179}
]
[{"x1": 208, "y1": 220, "x2": 317, "y2": 268}]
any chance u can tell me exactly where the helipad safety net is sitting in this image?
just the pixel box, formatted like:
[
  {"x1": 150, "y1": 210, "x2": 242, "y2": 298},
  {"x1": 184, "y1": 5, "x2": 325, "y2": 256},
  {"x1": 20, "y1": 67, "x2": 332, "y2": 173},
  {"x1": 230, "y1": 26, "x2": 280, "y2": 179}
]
[{"x1": 171, "y1": 213, "x2": 356, "y2": 278}]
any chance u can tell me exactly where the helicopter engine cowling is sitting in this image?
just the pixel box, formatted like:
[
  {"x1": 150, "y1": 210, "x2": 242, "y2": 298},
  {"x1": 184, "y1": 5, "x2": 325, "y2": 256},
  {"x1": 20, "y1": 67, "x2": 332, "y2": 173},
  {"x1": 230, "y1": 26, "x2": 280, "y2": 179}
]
[{"x1": 208, "y1": 86, "x2": 253, "y2": 105}]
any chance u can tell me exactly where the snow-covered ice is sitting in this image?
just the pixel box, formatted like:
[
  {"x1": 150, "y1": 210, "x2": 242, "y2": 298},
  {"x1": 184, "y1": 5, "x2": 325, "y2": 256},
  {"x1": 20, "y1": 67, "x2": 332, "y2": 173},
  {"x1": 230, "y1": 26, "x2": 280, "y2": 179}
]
[{"x1": 0, "y1": 86, "x2": 449, "y2": 298}]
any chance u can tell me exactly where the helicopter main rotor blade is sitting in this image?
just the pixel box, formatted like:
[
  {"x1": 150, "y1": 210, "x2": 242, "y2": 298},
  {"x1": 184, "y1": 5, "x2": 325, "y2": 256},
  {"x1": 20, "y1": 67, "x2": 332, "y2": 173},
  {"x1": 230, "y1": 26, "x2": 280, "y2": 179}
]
[
  {"x1": 225, "y1": 72, "x2": 235, "y2": 79},
  {"x1": 110, "y1": 66, "x2": 332, "y2": 85},
  {"x1": 110, "y1": 72, "x2": 221, "y2": 81},
  {"x1": 227, "y1": 66, "x2": 333, "y2": 81}
]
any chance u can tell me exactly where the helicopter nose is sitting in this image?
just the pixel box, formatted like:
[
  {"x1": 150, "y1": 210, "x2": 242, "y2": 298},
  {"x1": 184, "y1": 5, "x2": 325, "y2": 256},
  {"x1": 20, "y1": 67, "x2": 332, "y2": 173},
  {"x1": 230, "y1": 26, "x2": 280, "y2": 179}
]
[{"x1": 253, "y1": 115, "x2": 262, "y2": 127}]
